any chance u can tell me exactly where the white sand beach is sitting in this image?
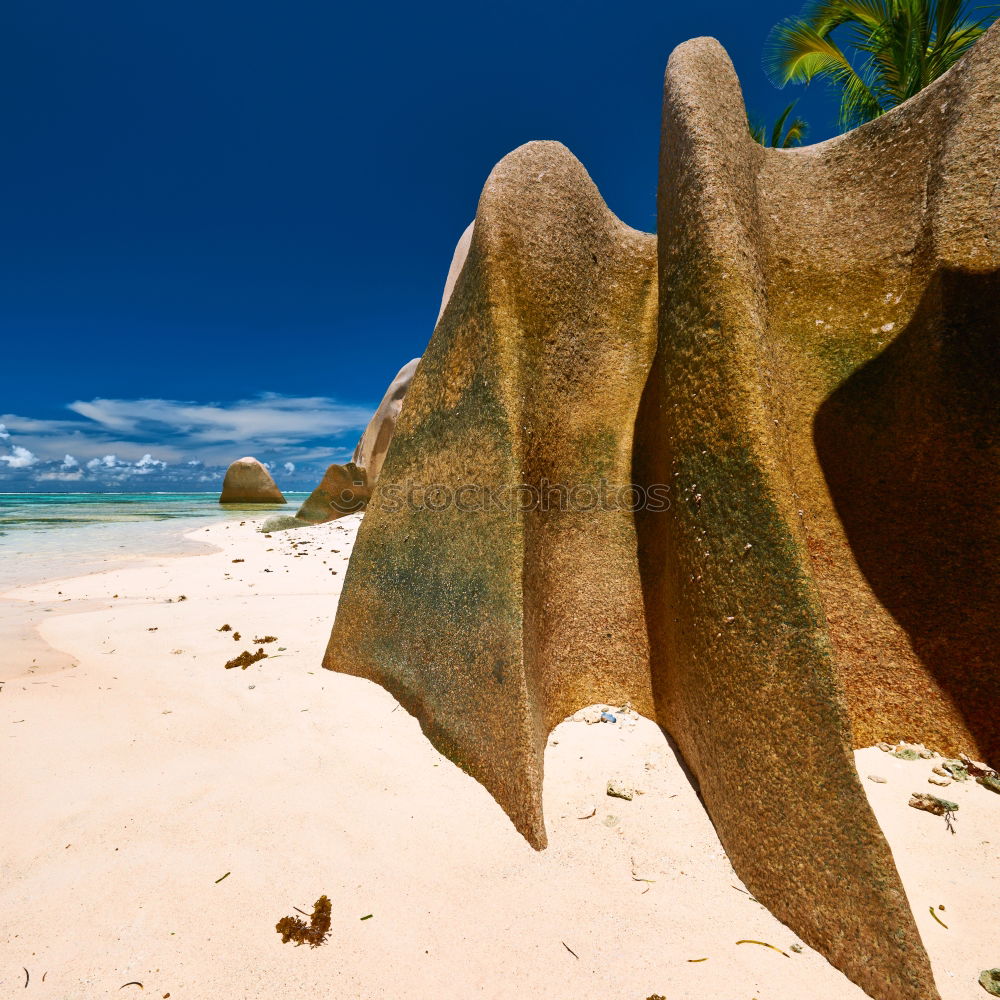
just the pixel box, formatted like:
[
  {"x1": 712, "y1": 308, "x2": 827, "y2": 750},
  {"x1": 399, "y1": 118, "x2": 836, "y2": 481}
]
[{"x1": 1, "y1": 515, "x2": 997, "y2": 999}]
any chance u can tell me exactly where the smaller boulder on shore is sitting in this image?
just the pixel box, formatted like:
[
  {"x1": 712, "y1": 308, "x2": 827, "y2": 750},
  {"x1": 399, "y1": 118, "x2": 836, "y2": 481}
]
[
  {"x1": 219, "y1": 457, "x2": 286, "y2": 504},
  {"x1": 261, "y1": 462, "x2": 369, "y2": 532},
  {"x1": 296, "y1": 462, "x2": 370, "y2": 524}
]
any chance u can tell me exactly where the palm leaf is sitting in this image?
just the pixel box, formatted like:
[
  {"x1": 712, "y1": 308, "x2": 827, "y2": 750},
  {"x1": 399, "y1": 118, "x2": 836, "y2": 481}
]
[
  {"x1": 763, "y1": 0, "x2": 996, "y2": 131},
  {"x1": 771, "y1": 102, "x2": 796, "y2": 146},
  {"x1": 748, "y1": 102, "x2": 810, "y2": 147},
  {"x1": 782, "y1": 116, "x2": 810, "y2": 146}
]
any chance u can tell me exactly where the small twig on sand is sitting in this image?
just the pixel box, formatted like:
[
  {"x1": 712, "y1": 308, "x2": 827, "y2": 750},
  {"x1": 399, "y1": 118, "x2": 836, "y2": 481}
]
[{"x1": 736, "y1": 939, "x2": 789, "y2": 958}]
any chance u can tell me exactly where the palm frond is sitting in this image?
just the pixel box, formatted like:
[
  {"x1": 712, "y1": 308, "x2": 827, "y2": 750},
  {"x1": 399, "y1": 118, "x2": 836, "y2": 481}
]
[
  {"x1": 748, "y1": 116, "x2": 768, "y2": 144},
  {"x1": 771, "y1": 102, "x2": 796, "y2": 146},
  {"x1": 765, "y1": 17, "x2": 875, "y2": 88},
  {"x1": 763, "y1": 0, "x2": 997, "y2": 131},
  {"x1": 748, "y1": 102, "x2": 810, "y2": 147},
  {"x1": 781, "y1": 116, "x2": 810, "y2": 146}
]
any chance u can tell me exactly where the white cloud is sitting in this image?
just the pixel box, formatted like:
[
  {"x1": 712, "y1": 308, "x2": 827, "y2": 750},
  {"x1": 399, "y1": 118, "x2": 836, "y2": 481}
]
[
  {"x1": 81, "y1": 453, "x2": 166, "y2": 476},
  {"x1": 0, "y1": 391, "x2": 377, "y2": 489},
  {"x1": 66, "y1": 394, "x2": 371, "y2": 451},
  {"x1": 37, "y1": 469, "x2": 84, "y2": 482},
  {"x1": 0, "y1": 445, "x2": 37, "y2": 468},
  {"x1": 0, "y1": 393, "x2": 373, "y2": 471}
]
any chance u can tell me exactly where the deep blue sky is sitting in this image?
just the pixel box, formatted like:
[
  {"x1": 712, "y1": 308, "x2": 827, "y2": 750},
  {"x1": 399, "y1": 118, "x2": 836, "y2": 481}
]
[{"x1": 0, "y1": 0, "x2": 840, "y2": 490}]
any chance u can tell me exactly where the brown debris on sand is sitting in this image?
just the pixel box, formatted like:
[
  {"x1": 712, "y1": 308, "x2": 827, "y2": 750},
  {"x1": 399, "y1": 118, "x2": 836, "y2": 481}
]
[
  {"x1": 224, "y1": 649, "x2": 267, "y2": 671},
  {"x1": 275, "y1": 895, "x2": 332, "y2": 948}
]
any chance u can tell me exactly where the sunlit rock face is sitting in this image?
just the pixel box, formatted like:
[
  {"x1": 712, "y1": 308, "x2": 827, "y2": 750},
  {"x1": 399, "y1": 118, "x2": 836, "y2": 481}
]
[
  {"x1": 297, "y1": 462, "x2": 370, "y2": 523},
  {"x1": 324, "y1": 24, "x2": 999, "y2": 1000},
  {"x1": 327, "y1": 139, "x2": 659, "y2": 854},
  {"x1": 352, "y1": 359, "x2": 421, "y2": 484},
  {"x1": 219, "y1": 457, "x2": 286, "y2": 504}
]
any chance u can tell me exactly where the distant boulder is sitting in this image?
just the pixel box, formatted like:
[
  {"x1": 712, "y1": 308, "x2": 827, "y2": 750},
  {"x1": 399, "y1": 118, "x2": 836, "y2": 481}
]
[
  {"x1": 219, "y1": 457, "x2": 286, "y2": 504},
  {"x1": 297, "y1": 462, "x2": 370, "y2": 523},
  {"x1": 262, "y1": 462, "x2": 369, "y2": 532},
  {"x1": 352, "y1": 359, "x2": 420, "y2": 483}
]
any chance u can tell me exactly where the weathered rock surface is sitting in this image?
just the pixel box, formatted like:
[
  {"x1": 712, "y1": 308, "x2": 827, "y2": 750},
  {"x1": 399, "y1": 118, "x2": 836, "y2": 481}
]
[
  {"x1": 327, "y1": 139, "x2": 658, "y2": 847},
  {"x1": 262, "y1": 462, "x2": 370, "y2": 532},
  {"x1": 324, "y1": 24, "x2": 1000, "y2": 1000},
  {"x1": 981, "y1": 969, "x2": 1000, "y2": 998},
  {"x1": 436, "y1": 221, "x2": 474, "y2": 323},
  {"x1": 352, "y1": 360, "x2": 420, "y2": 483},
  {"x1": 297, "y1": 462, "x2": 370, "y2": 523},
  {"x1": 219, "y1": 457, "x2": 286, "y2": 504},
  {"x1": 632, "y1": 28, "x2": 996, "y2": 1000}
]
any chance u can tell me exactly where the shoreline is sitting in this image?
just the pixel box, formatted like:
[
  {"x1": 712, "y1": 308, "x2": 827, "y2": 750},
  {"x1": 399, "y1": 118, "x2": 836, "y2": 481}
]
[
  {"x1": 0, "y1": 495, "x2": 306, "y2": 683},
  {"x1": 0, "y1": 516, "x2": 223, "y2": 683},
  {"x1": 0, "y1": 514, "x2": 996, "y2": 999}
]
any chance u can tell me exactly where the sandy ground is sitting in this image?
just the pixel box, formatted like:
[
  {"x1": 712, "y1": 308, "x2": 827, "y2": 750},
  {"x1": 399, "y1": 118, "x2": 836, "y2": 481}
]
[{"x1": 1, "y1": 515, "x2": 997, "y2": 999}]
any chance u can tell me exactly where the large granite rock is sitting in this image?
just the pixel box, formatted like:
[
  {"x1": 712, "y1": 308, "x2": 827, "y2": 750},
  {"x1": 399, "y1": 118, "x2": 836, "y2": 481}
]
[
  {"x1": 352, "y1": 359, "x2": 420, "y2": 483},
  {"x1": 219, "y1": 457, "x2": 286, "y2": 504},
  {"x1": 327, "y1": 140, "x2": 658, "y2": 845},
  {"x1": 633, "y1": 28, "x2": 998, "y2": 1000},
  {"x1": 325, "y1": 24, "x2": 999, "y2": 1000}
]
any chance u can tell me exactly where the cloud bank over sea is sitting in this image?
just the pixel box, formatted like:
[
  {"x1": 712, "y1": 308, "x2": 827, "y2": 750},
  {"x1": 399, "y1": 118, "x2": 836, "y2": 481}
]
[{"x1": 0, "y1": 393, "x2": 372, "y2": 491}]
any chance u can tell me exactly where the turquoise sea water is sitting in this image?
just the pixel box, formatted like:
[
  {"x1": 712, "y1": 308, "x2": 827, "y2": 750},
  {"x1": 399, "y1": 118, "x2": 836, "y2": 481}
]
[{"x1": 0, "y1": 492, "x2": 307, "y2": 592}]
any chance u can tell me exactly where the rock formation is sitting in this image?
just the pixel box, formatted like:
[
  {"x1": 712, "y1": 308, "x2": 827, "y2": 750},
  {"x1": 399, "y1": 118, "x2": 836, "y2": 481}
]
[
  {"x1": 272, "y1": 223, "x2": 472, "y2": 534},
  {"x1": 328, "y1": 138, "x2": 659, "y2": 841},
  {"x1": 436, "y1": 221, "x2": 474, "y2": 323},
  {"x1": 634, "y1": 29, "x2": 995, "y2": 1000},
  {"x1": 296, "y1": 461, "x2": 370, "y2": 522},
  {"x1": 324, "y1": 24, "x2": 999, "y2": 1000},
  {"x1": 352, "y1": 359, "x2": 421, "y2": 483},
  {"x1": 219, "y1": 457, "x2": 286, "y2": 504},
  {"x1": 260, "y1": 462, "x2": 371, "y2": 533},
  {"x1": 263, "y1": 462, "x2": 371, "y2": 531}
]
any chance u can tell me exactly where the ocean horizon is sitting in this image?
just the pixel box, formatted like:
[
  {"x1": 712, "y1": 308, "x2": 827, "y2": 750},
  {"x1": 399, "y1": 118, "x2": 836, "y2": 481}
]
[{"x1": 0, "y1": 491, "x2": 309, "y2": 592}]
